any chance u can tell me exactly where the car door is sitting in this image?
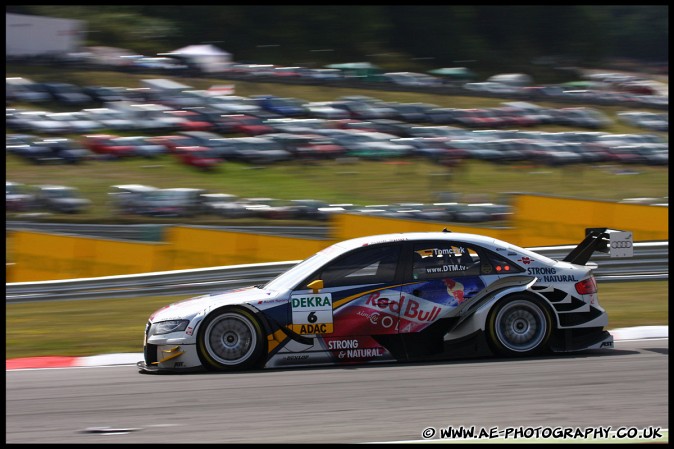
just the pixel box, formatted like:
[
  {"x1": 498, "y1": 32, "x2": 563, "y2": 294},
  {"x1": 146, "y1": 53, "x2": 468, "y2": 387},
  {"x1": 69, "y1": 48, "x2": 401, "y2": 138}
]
[
  {"x1": 286, "y1": 242, "x2": 405, "y2": 363},
  {"x1": 387, "y1": 240, "x2": 489, "y2": 359}
]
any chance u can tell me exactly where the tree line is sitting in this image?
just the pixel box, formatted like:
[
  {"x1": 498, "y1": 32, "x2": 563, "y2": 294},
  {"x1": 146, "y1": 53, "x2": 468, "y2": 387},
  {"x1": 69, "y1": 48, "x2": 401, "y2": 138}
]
[{"x1": 7, "y1": 5, "x2": 668, "y2": 73}]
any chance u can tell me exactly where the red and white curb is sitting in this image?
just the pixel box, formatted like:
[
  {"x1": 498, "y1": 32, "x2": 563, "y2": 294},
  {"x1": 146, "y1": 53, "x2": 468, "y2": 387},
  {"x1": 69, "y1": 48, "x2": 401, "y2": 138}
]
[
  {"x1": 6, "y1": 326, "x2": 668, "y2": 371},
  {"x1": 6, "y1": 353, "x2": 143, "y2": 370}
]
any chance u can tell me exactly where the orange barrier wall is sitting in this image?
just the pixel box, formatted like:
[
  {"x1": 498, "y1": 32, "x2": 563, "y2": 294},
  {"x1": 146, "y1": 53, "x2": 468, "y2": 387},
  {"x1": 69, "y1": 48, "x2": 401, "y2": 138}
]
[
  {"x1": 10, "y1": 231, "x2": 167, "y2": 282},
  {"x1": 9, "y1": 228, "x2": 330, "y2": 282},
  {"x1": 164, "y1": 226, "x2": 329, "y2": 270},
  {"x1": 7, "y1": 195, "x2": 668, "y2": 282},
  {"x1": 510, "y1": 195, "x2": 668, "y2": 246},
  {"x1": 332, "y1": 213, "x2": 513, "y2": 242}
]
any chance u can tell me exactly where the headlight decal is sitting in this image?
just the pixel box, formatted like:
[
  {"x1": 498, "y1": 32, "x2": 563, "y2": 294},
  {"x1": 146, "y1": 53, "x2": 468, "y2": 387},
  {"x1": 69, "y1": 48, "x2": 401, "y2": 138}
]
[{"x1": 150, "y1": 319, "x2": 190, "y2": 335}]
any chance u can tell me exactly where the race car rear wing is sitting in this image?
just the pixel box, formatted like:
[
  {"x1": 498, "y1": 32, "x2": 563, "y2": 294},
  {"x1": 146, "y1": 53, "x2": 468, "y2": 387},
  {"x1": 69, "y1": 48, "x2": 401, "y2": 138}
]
[{"x1": 563, "y1": 228, "x2": 633, "y2": 265}]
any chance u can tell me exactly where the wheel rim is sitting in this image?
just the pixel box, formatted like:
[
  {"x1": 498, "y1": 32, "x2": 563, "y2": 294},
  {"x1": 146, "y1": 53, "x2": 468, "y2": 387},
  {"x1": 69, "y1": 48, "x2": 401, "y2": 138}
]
[
  {"x1": 204, "y1": 313, "x2": 256, "y2": 365},
  {"x1": 494, "y1": 300, "x2": 547, "y2": 353}
]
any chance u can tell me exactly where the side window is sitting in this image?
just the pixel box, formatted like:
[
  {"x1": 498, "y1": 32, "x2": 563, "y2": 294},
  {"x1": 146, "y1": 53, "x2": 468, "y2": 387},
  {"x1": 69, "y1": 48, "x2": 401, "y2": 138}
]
[
  {"x1": 314, "y1": 245, "x2": 401, "y2": 287},
  {"x1": 412, "y1": 242, "x2": 481, "y2": 280}
]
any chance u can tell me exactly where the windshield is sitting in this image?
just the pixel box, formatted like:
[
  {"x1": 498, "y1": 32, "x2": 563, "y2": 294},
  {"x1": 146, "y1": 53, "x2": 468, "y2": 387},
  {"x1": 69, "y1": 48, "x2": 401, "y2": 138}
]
[{"x1": 263, "y1": 243, "x2": 347, "y2": 292}]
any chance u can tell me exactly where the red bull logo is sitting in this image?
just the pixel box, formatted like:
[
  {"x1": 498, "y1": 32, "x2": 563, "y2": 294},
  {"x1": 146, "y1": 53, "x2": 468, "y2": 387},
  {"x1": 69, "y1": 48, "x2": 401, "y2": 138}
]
[
  {"x1": 444, "y1": 278, "x2": 465, "y2": 304},
  {"x1": 365, "y1": 291, "x2": 441, "y2": 322}
]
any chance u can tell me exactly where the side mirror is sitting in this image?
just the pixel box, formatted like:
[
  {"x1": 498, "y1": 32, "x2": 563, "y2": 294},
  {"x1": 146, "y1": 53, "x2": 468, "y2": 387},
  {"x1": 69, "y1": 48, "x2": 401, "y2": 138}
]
[{"x1": 307, "y1": 279, "x2": 324, "y2": 294}]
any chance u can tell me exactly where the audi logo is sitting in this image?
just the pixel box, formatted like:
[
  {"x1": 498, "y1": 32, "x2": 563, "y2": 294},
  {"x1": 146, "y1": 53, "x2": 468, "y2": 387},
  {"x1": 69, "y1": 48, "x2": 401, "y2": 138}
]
[{"x1": 611, "y1": 241, "x2": 632, "y2": 248}]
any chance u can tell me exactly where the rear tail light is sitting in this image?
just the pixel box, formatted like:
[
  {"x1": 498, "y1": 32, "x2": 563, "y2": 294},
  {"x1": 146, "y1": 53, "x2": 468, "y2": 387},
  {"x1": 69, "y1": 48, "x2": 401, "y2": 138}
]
[{"x1": 575, "y1": 276, "x2": 598, "y2": 295}]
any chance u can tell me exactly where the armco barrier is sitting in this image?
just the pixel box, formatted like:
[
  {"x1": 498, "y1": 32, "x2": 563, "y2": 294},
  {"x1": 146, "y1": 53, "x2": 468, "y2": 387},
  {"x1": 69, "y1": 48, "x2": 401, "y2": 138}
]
[{"x1": 5, "y1": 242, "x2": 667, "y2": 303}]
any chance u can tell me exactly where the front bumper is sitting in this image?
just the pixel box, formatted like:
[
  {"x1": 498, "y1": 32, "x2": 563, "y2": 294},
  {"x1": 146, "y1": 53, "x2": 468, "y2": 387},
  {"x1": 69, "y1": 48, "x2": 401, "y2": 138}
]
[{"x1": 139, "y1": 342, "x2": 205, "y2": 373}]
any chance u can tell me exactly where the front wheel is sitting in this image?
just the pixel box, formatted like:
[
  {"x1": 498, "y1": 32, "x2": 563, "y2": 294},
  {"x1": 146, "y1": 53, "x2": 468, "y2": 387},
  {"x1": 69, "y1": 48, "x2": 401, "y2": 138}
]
[
  {"x1": 486, "y1": 295, "x2": 552, "y2": 357},
  {"x1": 197, "y1": 308, "x2": 265, "y2": 371}
]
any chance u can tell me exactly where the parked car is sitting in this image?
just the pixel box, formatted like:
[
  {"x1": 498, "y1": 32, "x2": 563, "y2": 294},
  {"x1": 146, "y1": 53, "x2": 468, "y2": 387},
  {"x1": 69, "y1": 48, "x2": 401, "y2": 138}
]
[
  {"x1": 253, "y1": 95, "x2": 308, "y2": 117},
  {"x1": 220, "y1": 136, "x2": 293, "y2": 164},
  {"x1": 82, "y1": 85, "x2": 130, "y2": 103},
  {"x1": 84, "y1": 134, "x2": 135, "y2": 159},
  {"x1": 162, "y1": 109, "x2": 214, "y2": 132},
  {"x1": 150, "y1": 131, "x2": 223, "y2": 151},
  {"x1": 331, "y1": 100, "x2": 398, "y2": 120},
  {"x1": 200, "y1": 193, "x2": 251, "y2": 218},
  {"x1": 30, "y1": 139, "x2": 92, "y2": 164},
  {"x1": 35, "y1": 185, "x2": 91, "y2": 214},
  {"x1": 6, "y1": 77, "x2": 52, "y2": 103},
  {"x1": 304, "y1": 101, "x2": 351, "y2": 120},
  {"x1": 617, "y1": 111, "x2": 668, "y2": 132},
  {"x1": 387, "y1": 102, "x2": 437, "y2": 123},
  {"x1": 9, "y1": 110, "x2": 71, "y2": 135},
  {"x1": 382, "y1": 71, "x2": 442, "y2": 87},
  {"x1": 173, "y1": 146, "x2": 222, "y2": 170},
  {"x1": 265, "y1": 133, "x2": 347, "y2": 160},
  {"x1": 39, "y1": 82, "x2": 93, "y2": 105},
  {"x1": 6, "y1": 181, "x2": 36, "y2": 212},
  {"x1": 218, "y1": 114, "x2": 275, "y2": 135},
  {"x1": 138, "y1": 228, "x2": 628, "y2": 373},
  {"x1": 110, "y1": 136, "x2": 168, "y2": 158},
  {"x1": 552, "y1": 108, "x2": 611, "y2": 129},
  {"x1": 45, "y1": 111, "x2": 105, "y2": 134},
  {"x1": 83, "y1": 107, "x2": 138, "y2": 131},
  {"x1": 206, "y1": 95, "x2": 262, "y2": 115},
  {"x1": 140, "y1": 188, "x2": 206, "y2": 217},
  {"x1": 108, "y1": 184, "x2": 158, "y2": 215}
]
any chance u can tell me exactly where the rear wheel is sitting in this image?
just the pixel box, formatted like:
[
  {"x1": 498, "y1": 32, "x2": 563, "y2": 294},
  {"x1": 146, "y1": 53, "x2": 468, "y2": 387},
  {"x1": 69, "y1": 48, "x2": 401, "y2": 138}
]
[
  {"x1": 197, "y1": 308, "x2": 265, "y2": 371},
  {"x1": 487, "y1": 295, "x2": 552, "y2": 356}
]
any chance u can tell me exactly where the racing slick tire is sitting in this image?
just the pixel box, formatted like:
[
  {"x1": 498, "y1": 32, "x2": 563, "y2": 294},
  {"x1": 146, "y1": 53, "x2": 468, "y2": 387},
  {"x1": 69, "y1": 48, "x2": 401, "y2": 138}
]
[
  {"x1": 197, "y1": 307, "x2": 266, "y2": 371},
  {"x1": 486, "y1": 295, "x2": 553, "y2": 357}
]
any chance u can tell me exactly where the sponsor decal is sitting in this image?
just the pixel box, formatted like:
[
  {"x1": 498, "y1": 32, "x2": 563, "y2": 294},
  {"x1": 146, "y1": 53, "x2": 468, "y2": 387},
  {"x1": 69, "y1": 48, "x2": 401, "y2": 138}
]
[
  {"x1": 356, "y1": 310, "x2": 399, "y2": 330},
  {"x1": 337, "y1": 348, "x2": 383, "y2": 358},
  {"x1": 528, "y1": 271, "x2": 578, "y2": 282},
  {"x1": 257, "y1": 298, "x2": 286, "y2": 304},
  {"x1": 292, "y1": 295, "x2": 332, "y2": 309},
  {"x1": 519, "y1": 257, "x2": 533, "y2": 265},
  {"x1": 527, "y1": 267, "x2": 557, "y2": 275},
  {"x1": 323, "y1": 336, "x2": 387, "y2": 360},
  {"x1": 288, "y1": 323, "x2": 333, "y2": 335},
  {"x1": 444, "y1": 279, "x2": 465, "y2": 304},
  {"x1": 362, "y1": 237, "x2": 407, "y2": 246},
  {"x1": 609, "y1": 231, "x2": 633, "y2": 258},
  {"x1": 283, "y1": 354, "x2": 309, "y2": 361},
  {"x1": 327, "y1": 339, "x2": 359, "y2": 350},
  {"x1": 291, "y1": 293, "x2": 333, "y2": 334},
  {"x1": 600, "y1": 341, "x2": 614, "y2": 348},
  {"x1": 524, "y1": 267, "x2": 580, "y2": 283},
  {"x1": 365, "y1": 291, "x2": 441, "y2": 323},
  {"x1": 425, "y1": 264, "x2": 466, "y2": 273}
]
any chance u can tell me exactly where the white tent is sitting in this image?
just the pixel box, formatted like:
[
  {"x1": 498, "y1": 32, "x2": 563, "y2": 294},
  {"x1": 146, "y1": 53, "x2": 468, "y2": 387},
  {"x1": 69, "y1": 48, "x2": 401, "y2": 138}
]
[{"x1": 167, "y1": 44, "x2": 231, "y2": 73}]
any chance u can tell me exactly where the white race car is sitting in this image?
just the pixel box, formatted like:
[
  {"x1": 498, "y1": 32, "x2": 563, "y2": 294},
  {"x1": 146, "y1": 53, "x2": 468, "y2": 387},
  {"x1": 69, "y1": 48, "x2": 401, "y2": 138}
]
[{"x1": 138, "y1": 228, "x2": 632, "y2": 373}]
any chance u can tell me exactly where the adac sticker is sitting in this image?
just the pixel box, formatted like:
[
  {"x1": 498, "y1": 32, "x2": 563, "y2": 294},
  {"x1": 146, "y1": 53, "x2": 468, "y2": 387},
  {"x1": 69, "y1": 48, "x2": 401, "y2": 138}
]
[{"x1": 290, "y1": 293, "x2": 333, "y2": 334}]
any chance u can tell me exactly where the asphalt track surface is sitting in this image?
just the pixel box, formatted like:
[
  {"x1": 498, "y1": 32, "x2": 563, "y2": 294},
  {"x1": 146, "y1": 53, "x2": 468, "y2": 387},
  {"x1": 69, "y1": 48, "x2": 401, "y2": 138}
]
[{"x1": 6, "y1": 338, "x2": 668, "y2": 444}]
